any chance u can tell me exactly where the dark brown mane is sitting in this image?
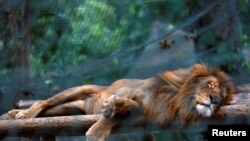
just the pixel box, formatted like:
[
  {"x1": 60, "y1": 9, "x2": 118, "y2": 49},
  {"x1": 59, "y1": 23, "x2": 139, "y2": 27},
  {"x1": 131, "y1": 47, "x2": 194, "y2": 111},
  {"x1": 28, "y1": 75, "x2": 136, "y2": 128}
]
[
  {"x1": 156, "y1": 67, "x2": 191, "y2": 94},
  {"x1": 144, "y1": 64, "x2": 235, "y2": 126}
]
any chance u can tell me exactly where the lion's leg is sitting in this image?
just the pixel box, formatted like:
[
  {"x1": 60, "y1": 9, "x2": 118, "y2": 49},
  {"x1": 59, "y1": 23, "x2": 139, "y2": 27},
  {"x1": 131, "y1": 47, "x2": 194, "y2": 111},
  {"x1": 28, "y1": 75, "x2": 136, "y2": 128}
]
[
  {"x1": 9, "y1": 85, "x2": 106, "y2": 119},
  {"x1": 8, "y1": 101, "x2": 48, "y2": 119},
  {"x1": 86, "y1": 95, "x2": 141, "y2": 141},
  {"x1": 86, "y1": 116, "x2": 118, "y2": 141},
  {"x1": 40, "y1": 100, "x2": 86, "y2": 116}
]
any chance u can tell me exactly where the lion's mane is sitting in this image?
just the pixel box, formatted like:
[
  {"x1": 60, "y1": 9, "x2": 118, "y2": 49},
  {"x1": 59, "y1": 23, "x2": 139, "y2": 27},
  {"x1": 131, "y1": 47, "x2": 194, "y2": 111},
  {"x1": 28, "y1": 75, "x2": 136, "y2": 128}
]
[{"x1": 142, "y1": 64, "x2": 235, "y2": 126}]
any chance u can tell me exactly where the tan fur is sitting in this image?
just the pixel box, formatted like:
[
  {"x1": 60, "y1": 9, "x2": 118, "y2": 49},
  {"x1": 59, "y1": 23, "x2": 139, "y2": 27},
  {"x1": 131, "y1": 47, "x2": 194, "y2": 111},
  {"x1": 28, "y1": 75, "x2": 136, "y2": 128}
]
[{"x1": 7, "y1": 64, "x2": 235, "y2": 141}]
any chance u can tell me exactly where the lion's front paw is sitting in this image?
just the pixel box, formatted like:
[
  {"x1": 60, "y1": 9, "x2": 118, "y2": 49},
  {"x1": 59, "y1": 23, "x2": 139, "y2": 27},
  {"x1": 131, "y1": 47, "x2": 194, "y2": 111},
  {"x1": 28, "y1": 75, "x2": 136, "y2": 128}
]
[
  {"x1": 86, "y1": 128, "x2": 110, "y2": 141},
  {"x1": 86, "y1": 131, "x2": 100, "y2": 141},
  {"x1": 86, "y1": 117, "x2": 114, "y2": 141}
]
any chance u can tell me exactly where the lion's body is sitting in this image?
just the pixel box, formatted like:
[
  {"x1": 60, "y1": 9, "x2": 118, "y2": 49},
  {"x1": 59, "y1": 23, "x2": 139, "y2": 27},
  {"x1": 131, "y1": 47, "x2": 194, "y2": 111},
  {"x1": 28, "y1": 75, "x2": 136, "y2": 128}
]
[
  {"x1": 7, "y1": 64, "x2": 235, "y2": 141},
  {"x1": 82, "y1": 78, "x2": 151, "y2": 115}
]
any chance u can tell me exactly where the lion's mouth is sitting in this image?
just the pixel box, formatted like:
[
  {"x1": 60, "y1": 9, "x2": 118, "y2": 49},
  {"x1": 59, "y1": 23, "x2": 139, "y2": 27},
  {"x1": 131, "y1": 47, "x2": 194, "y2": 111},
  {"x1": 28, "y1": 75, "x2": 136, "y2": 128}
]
[
  {"x1": 199, "y1": 103, "x2": 213, "y2": 111},
  {"x1": 196, "y1": 102, "x2": 216, "y2": 117}
]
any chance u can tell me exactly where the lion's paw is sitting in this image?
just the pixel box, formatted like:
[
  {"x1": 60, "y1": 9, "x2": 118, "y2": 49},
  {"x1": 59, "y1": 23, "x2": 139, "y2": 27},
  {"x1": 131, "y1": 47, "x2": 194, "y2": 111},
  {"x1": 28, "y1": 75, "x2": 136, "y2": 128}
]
[
  {"x1": 7, "y1": 109, "x2": 23, "y2": 119},
  {"x1": 102, "y1": 95, "x2": 131, "y2": 119},
  {"x1": 102, "y1": 95, "x2": 118, "y2": 119},
  {"x1": 8, "y1": 109, "x2": 33, "y2": 119},
  {"x1": 15, "y1": 111, "x2": 31, "y2": 119}
]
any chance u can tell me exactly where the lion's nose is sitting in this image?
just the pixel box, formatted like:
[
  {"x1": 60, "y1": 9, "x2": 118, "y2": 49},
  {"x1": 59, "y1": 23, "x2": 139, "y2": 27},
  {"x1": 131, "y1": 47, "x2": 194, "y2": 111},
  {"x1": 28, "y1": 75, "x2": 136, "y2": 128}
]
[{"x1": 209, "y1": 95, "x2": 219, "y2": 104}]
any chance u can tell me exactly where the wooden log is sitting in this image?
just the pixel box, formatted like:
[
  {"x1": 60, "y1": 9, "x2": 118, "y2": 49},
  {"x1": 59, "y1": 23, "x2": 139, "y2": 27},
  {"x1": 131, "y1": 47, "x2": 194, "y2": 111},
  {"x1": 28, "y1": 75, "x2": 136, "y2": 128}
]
[
  {"x1": 0, "y1": 104, "x2": 249, "y2": 137},
  {"x1": 0, "y1": 115, "x2": 101, "y2": 137},
  {"x1": 15, "y1": 100, "x2": 41, "y2": 109},
  {"x1": 0, "y1": 105, "x2": 250, "y2": 137}
]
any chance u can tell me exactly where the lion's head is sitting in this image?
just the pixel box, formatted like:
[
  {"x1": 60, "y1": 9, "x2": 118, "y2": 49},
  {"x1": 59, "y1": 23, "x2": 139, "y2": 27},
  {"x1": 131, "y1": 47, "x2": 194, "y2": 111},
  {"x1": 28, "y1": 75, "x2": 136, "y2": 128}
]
[
  {"x1": 145, "y1": 64, "x2": 235, "y2": 126},
  {"x1": 180, "y1": 64, "x2": 235, "y2": 118}
]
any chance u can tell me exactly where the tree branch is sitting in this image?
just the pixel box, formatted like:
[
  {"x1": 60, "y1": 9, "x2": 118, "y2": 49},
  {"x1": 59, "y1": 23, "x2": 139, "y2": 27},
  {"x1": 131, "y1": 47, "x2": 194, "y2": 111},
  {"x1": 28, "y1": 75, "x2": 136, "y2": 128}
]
[{"x1": 0, "y1": 115, "x2": 100, "y2": 137}]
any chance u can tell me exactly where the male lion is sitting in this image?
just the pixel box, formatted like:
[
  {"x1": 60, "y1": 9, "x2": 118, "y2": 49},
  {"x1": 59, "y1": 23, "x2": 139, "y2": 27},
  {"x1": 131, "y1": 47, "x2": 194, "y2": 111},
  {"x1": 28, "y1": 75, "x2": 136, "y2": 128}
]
[{"x1": 7, "y1": 64, "x2": 235, "y2": 141}]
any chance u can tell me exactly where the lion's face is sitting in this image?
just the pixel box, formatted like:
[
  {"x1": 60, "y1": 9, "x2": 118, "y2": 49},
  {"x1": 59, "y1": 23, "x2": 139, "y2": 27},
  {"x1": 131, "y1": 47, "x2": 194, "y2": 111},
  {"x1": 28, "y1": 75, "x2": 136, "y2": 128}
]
[
  {"x1": 194, "y1": 76, "x2": 222, "y2": 117},
  {"x1": 188, "y1": 64, "x2": 235, "y2": 118}
]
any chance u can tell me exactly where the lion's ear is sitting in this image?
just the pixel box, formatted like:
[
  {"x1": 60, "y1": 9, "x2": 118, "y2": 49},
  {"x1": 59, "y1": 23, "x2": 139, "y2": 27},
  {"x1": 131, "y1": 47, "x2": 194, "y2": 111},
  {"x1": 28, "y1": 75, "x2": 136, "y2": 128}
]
[
  {"x1": 191, "y1": 64, "x2": 209, "y2": 77},
  {"x1": 212, "y1": 69, "x2": 236, "y2": 105}
]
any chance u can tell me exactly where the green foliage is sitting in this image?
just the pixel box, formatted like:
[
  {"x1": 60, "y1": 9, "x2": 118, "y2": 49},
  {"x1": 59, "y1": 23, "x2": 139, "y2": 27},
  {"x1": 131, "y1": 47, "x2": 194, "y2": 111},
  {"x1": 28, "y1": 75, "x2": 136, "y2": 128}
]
[
  {"x1": 241, "y1": 34, "x2": 250, "y2": 48},
  {"x1": 60, "y1": 0, "x2": 124, "y2": 56},
  {"x1": 1, "y1": 0, "x2": 249, "y2": 81},
  {"x1": 245, "y1": 63, "x2": 250, "y2": 72},
  {"x1": 30, "y1": 0, "x2": 124, "y2": 76},
  {"x1": 30, "y1": 0, "x2": 158, "y2": 76}
]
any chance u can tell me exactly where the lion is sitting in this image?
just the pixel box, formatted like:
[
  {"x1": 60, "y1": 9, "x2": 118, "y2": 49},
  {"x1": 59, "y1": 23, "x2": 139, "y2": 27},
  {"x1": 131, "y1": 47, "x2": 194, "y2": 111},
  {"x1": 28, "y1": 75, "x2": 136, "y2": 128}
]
[{"x1": 7, "y1": 64, "x2": 235, "y2": 141}]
